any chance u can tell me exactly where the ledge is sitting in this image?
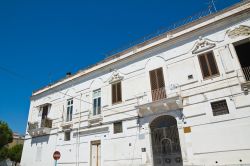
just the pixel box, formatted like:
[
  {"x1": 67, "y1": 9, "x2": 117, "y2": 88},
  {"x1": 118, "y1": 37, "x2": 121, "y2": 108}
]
[{"x1": 136, "y1": 96, "x2": 183, "y2": 117}]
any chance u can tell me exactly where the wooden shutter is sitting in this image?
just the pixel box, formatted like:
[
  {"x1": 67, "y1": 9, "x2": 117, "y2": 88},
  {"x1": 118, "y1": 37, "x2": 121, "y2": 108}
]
[
  {"x1": 156, "y1": 68, "x2": 165, "y2": 88},
  {"x1": 117, "y1": 82, "x2": 122, "y2": 102},
  {"x1": 149, "y1": 68, "x2": 166, "y2": 101},
  {"x1": 198, "y1": 54, "x2": 210, "y2": 78},
  {"x1": 150, "y1": 69, "x2": 158, "y2": 90},
  {"x1": 112, "y1": 82, "x2": 122, "y2": 104},
  {"x1": 198, "y1": 52, "x2": 219, "y2": 79},
  {"x1": 207, "y1": 52, "x2": 219, "y2": 75},
  {"x1": 112, "y1": 84, "x2": 116, "y2": 104},
  {"x1": 149, "y1": 68, "x2": 165, "y2": 90}
]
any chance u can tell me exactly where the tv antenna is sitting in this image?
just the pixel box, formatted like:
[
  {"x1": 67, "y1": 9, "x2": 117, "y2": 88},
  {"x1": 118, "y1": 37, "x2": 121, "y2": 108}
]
[{"x1": 209, "y1": 0, "x2": 217, "y2": 12}]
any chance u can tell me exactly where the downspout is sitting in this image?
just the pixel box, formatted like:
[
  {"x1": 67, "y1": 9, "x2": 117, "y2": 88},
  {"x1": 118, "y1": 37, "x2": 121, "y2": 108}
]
[{"x1": 77, "y1": 93, "x2": 82, "y2": 166}]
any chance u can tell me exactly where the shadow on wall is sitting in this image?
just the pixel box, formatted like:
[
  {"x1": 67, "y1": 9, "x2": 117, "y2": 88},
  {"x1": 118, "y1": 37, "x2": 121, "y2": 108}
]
[{"x1": 31, "y1": 135, "x2": 50, "y2": 145}]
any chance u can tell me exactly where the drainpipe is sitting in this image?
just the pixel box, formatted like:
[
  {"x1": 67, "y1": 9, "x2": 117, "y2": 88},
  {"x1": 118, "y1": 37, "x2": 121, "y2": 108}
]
[{"x1": 77, "y1": 94, "x2": 82, "y2": 166}]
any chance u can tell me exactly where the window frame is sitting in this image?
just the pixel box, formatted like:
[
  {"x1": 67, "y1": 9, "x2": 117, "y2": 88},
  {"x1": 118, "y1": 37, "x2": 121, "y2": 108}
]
[
  {"x1": 149, "y1": 67, "x2": 167, "y2": 101},
  {"x1": 66, "y1": 99, "x2": 73, "y2": 122},
  {"x1": 41, "y1": 105, "x2": 49, "y2": 120},
  {"x1": 211, "y1": 99, "x2": 229, "y2": 116},
  {"x1": 92, "y1": 88, "x2": 101, "y2": 116},
  {"x1": 198, "y1": 51, "x2": 220, "y2": 79},
  {"x1": 112, "y1": 82, "x2": 122, "y2": 104},
  {"x1": 64, "y1": 131, "x2": 71, "y2": 141},
  {"x1": 113, "y1": 121, "x2": 123, "y2": 134}
]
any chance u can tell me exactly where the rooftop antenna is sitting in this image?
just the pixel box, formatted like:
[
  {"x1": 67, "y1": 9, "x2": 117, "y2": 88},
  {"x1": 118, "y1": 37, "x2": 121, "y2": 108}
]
[{"x1": 210, "y1": 0, "x2": 217, "y2": 12}]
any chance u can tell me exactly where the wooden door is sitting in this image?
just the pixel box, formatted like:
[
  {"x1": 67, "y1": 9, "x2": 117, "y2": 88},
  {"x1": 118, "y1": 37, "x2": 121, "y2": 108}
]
[{"x1": 91, "y1": 141, "x2": 101, "y2": 166}]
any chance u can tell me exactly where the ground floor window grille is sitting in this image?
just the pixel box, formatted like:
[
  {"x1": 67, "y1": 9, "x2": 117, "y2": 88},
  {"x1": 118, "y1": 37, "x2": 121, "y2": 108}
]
[
  {"x1": 64, "y1": 131, "x2": 71, "y2": 141},
  {"x1": 113, "y1": 121, "x2": 123, "y2": 134},
  {"x1": 211, "y1": 100, "x2": 229, "y2": 116}
]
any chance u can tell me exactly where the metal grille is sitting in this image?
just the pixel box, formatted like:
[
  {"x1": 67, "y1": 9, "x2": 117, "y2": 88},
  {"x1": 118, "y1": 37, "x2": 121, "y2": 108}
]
[
  {"x1": 152, "y1": 126, "x2": 182, "y2": 166},
  {"x1": 41, "y1": 118, "x2": 52, "y2": 128},
  {"x1": 28, "y1": 122, "x2": 39, "y2": 130},
  {"x1": 113, "y1": 121, "x2": 123, "y2": 134},
  {"x1": 151, "y1": 87, "x2": 167, "y2": 101},
  {"x1": 211, "y1": 100, "x2": 229, "y2": 116},
  {"x1": 105, "y1": 6, "x2": 216, "y2": 58},
  {"x1": 242, "y1": 66, "x2": 250, "y2": 81}
]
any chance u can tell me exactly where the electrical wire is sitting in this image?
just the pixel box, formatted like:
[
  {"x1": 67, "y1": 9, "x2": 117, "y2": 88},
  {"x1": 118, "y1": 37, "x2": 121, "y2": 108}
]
[{"x1": 0, "y1": 65, "x2": 137, "y2": 117}]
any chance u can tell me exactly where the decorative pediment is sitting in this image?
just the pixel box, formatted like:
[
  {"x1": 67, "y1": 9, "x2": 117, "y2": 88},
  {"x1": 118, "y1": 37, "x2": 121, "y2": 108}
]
[
  {"x1": 109, "y1": 70, "x2": 124, "y2": 84},
  {"x1": 227, "y1": 25, "x2": 250, "y2": 39},
  {"x1": 192, "y1": 37, "x2": 216, "y2": 54}
]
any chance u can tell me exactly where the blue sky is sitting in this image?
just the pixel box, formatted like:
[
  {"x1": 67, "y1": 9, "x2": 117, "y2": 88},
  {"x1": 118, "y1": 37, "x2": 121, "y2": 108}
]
[{"x1": 0, "y1": 0, "x2": 240, "y2": 134}]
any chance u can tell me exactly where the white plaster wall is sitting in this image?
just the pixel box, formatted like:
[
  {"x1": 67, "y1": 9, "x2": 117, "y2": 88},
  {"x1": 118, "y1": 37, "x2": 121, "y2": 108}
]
[{"x1": 21, "y1": 7, "x2": 250, "y2": 166}]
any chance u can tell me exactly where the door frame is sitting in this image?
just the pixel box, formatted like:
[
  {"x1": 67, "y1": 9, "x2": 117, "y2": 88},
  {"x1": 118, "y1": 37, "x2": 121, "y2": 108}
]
[
  {"x1": 90, "y1": 140, "x2": 101, "y2": 166},
  {"x1": 148, "y1": 111, "x2": 187, "y2": 165}
]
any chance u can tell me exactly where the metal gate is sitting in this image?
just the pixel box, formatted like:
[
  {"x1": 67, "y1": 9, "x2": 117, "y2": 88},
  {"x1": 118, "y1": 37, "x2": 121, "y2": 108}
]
[{"x1": 151, "y1": 125, "x2": 183, "y2": 166}]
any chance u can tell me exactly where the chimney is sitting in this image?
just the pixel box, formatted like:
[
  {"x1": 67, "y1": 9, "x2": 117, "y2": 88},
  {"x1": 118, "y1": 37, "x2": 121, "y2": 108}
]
[{"x1": 66, "y1": 72, "x2": 72, "y2": 77}]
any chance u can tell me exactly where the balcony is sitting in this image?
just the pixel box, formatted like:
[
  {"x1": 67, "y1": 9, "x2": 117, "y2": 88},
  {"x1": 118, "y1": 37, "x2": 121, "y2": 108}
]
[
  {"x1": 28, "y1": 118, "x2": 52, "y2": 137},
  {"x1": 88, "y1": 108, "x2": 103, "y2": 125},
  {"x1": 136, "y1": 88, "x2": 182, "y2": 117}
]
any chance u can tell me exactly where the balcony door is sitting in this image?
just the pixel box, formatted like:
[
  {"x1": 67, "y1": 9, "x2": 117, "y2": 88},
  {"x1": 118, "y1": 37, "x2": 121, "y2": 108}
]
[
  {"x1": 41, "y1": 105, "x2": 48, "y2": 120},
  {"x1": 234, "y1": 40, "x2": 250, "y2": 81},
  {"x1": 93, "y1": 89, "x2": 101, "y2": 116},
  {"x1": 149, "y1": 67, "x2": 166, "y2": 101}
]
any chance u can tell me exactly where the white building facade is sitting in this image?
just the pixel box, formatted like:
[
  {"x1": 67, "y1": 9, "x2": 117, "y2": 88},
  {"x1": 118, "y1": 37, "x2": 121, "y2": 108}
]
[{"x1": 21, "y1": 1, "x2": 250, "y2": 166}]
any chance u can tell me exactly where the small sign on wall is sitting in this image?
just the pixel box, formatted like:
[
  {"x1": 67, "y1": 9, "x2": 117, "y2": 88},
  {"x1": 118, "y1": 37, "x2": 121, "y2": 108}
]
[{"x1": 183, "y1": 126, "x2": 191, "y2": 133}]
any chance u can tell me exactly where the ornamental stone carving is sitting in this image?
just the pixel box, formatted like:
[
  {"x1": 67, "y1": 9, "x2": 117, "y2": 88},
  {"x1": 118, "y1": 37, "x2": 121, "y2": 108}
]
[
  {"x1": 109, "y1": 70, "x2": 124, "y2": 84},
  {"x1": 192, "y1": 37, "x2": 216, "y2": 54},
  {"x1": 227, "y1": 25, "x2": 250, "y2": 39}
]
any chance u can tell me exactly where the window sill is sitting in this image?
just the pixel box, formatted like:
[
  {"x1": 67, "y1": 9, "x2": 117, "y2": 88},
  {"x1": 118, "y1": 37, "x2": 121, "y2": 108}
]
[
  {"x1": 61, "y1": 121, "x2": 73, "y2": 130},
  {"x1": 112, "y1": 101, "x2": 123, "y2": 106},
  {"x1": 88, "y1": 114, "x2": 103, "y2": 125},
  {"x1": 202, "y1": 74, "x2": 220, "y2": 81}
]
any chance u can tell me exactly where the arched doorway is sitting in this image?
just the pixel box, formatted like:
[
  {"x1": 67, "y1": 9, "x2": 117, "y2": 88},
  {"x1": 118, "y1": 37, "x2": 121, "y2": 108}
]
[{"x1": 150, "y1": 115, "x2": 183, "y2": 166}]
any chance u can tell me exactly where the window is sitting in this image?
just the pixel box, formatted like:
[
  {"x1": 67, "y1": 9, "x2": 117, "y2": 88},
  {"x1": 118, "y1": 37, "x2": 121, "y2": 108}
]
[
  {"x1": 149, "y1": 67, "x2": 166, "y2": 101},
  {"x1": 113, "y1": 121, "x2": 123, "y2": 134},
  {"x1": 64, "y1": 131, "x2": 71, "y2": 141},
  {"x1": 41, "y1": 105, "x2": 49, "y2": 120},
  {"x1": 112, "y1": 82, "x2": 122, "y2": 104},
  {"x1": 211, "y1": 100, "x2": 229, "y2": 116},
  {"x1": 93, "y1": 89, "x2": 101, "y2": 116},
  {"x1": 234, "y1": 40, "x2": 250, "y2": 81},
  {"x1": 66, "y1": 99, "x2": 73, "y2": 122},
  {"x1": 198, "y1": 51, "x2": 219, "y2": 79}
]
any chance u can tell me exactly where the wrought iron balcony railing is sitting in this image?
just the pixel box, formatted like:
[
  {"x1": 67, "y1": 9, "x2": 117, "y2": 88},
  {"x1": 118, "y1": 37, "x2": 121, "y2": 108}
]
[
  {"x1": 28, "y1": 118, "x2": 52, "y2": 137},
  {"x1": 41, "y1": 118, "x2": 53, "y2": 128},
  {"x1": 151, "y1": 87, "x2": 167, "y2": 101},
  {"x1": 28, "y1": 122, "x2": 39, "y2": 131},
  {"x1": 242, "y1": 66, "x2": 250, "y2": 82}
]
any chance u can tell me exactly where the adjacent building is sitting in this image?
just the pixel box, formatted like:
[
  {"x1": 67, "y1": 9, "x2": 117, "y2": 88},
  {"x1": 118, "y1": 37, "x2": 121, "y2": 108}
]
[
  {"x1": 8, "y1": 132, "x2": 24, "y2": 148},
  {"x1": 21, "y1": 1, "x2": 250, "y2": 166}
]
